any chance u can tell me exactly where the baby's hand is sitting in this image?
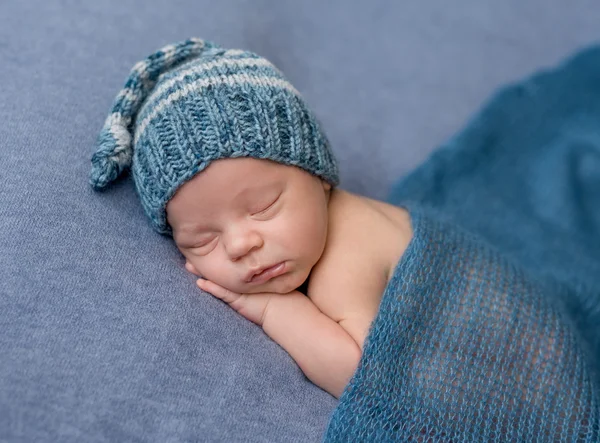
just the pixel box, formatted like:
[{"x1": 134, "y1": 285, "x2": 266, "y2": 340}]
[{"x1": 196, "y1": 278, "x2": 273, "y2": 327}]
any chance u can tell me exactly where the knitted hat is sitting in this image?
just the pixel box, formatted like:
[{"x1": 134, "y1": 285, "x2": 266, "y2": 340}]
[{"x1": 90, "y1": 38, "x2": 339, "y2": 235}]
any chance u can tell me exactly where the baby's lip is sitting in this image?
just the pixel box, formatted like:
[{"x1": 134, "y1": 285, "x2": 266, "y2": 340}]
[
  {"x1": 245, "y1": 262, "x2": 286, "y2": 284},
  {"x1": 246, "y1": 265, "x2": 267, "y2": 283}
]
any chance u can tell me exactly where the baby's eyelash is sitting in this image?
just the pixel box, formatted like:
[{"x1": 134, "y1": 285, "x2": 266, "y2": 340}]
[
  {"x1": 253, "y1": 196, "x2": 280, "y2": 215},
  {"x1": 194, "y1": 237, "x2": 216, "y2": 248}
]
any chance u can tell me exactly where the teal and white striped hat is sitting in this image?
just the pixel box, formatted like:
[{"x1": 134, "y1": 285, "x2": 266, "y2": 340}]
[{"x1": 90, "y1": 38, "x2": 339, "y2": 235}]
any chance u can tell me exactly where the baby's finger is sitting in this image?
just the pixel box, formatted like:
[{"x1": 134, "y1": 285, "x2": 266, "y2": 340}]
[{"x1": 197, "y1": 279, "x2": 242, "y2": 304}]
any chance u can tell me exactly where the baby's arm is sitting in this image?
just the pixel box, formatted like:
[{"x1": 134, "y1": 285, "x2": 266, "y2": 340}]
[
  {"x1": 196, "y1": 278, "x2": 361, "y2": 398},
  {"x1": 261, "y1": 290, "x2": 361, "y2": 398}
]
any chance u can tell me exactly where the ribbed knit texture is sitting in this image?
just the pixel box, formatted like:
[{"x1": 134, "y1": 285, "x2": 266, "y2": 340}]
[
  {"x1": 90, "y1": 38, "x2": 339, "y2": 234},
  {"x1": 325, "y1": 46, "x2": 600, "y2": 441}
]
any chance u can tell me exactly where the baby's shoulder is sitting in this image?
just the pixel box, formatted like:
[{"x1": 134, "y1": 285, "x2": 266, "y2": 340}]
[{"x1": 306, "y1": 189, "x2": 413, "y2": 348}]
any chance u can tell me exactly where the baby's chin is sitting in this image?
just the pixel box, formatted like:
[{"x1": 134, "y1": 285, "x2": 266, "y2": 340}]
[{"x1": 244, "y1": 281, "x2": 297, "y2": 295}]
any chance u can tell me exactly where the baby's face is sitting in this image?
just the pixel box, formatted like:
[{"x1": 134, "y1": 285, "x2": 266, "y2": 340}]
[{"x1": 166, "y1": 158, "x2": 331, "y2": 294}]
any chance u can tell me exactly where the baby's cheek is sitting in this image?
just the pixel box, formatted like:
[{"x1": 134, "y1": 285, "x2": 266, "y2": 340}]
[
  {"x1": 205, "y1": 259, "x2": 238, "y2": 286},
  {"x1": 272, "y1": 216, "x2": 308, "y2": 247},
  {"x1": 195, "y1": 259, "x2": 214, "y2": 278},
  {"x1": 185, "y1": 255, "x2": 210, "y2": 278}
]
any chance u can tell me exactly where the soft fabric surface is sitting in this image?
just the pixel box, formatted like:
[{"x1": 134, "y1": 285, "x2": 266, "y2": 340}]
[
  {"x1": 2, "y1": 0, "x2": 600, "y2": 441},
  {"x1": 325, "y1": 46, "x2": 600, "y2": 441}
]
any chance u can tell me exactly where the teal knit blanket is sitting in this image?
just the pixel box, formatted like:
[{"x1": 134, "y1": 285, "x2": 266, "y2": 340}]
[{"x1": 325, "y1": 46, "x2": 600, "y2": 441}]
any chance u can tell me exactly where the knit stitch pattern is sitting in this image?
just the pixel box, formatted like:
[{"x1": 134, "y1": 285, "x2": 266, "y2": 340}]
[
  {"x1": 90, "y1": 38, "x2": 339, "y2": 234},
  {"x1": 325, "y1": 46, "x2": 600, "y2": 441},
  {"x1": 325, "y1": 207, "x2": 599, "y2": 441}
]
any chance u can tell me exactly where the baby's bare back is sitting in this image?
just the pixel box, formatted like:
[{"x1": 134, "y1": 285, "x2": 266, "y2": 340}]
[{"x1": 307, "y1": 189, "x2": 413, "y2": 350}]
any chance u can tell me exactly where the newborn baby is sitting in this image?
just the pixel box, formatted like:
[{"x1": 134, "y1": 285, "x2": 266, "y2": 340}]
[
  {"x1": 90, "y1": 38, "x2": 412, "y2": 398},
  {"x1": 167, "y1": 157, "x2": 412, "y2": 397}
]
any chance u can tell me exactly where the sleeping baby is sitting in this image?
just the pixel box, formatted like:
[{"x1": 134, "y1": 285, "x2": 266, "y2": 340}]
[{"x1": 90, "y1": 38, "x2": 413, "y2": 398}]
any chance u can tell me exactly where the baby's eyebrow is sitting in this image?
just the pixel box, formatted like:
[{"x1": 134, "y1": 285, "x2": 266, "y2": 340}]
[
  {"x1": 174, "y1": 223, "x2": 213, "y2": 245},
  {"x1": 233, "y1": 181, "x2": 278, "y2": 202},
  {"x1": 178, "y1": 221, "x2": 217, "y2": 238}
]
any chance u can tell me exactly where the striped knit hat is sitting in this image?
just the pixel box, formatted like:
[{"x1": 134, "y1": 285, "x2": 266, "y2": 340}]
[{"x1": 90, "y1": 38, "x2": 339, "y2": 235}]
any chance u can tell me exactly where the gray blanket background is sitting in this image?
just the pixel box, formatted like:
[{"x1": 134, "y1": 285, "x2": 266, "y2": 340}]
[{"x1": 1, "y1": 1, "x2": 598, "y2": 441}]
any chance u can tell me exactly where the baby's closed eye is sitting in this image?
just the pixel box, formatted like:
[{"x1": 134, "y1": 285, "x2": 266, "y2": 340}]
[
  {"x1": 251, "y1": 195, "x2": 281, "y2": 218},
  {"x1": 188, "y1": 236, "x2": 218, "y2": 254}
]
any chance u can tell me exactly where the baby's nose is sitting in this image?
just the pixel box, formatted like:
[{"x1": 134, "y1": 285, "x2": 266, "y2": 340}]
[{"x1": 224, "y1": 227, "x2": 263, "y2": 261}]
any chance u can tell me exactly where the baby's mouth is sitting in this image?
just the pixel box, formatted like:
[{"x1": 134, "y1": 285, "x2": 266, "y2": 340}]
[{"x1": 247, "y1": 262, "x2": 286, "y2": 284}]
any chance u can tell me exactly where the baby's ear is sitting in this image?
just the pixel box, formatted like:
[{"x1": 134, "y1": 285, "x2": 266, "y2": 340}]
[{"x1": 185, "y1": 261, "x2": 202, "y2": 277}]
